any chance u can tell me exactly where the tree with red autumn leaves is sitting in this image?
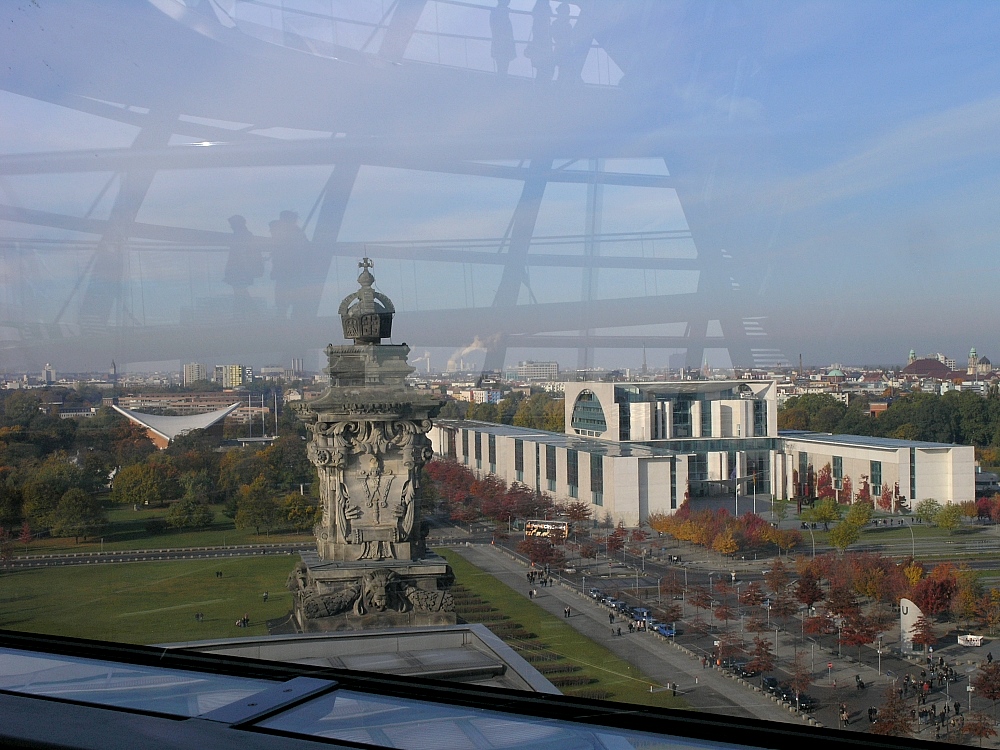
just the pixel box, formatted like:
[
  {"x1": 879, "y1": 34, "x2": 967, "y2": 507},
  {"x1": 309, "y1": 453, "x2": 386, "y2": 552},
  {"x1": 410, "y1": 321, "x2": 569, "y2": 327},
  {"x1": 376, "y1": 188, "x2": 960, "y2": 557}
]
[
  {"x1": 839, "y1": 475, "x2": 852, "y2": 505},
  {"x1": 839, "y1": 610, "x2": 879, "y2": 661},
  {"x1": 815, "y1": 463, "x2": 834, "y2": 500},
  {"x1": 747, "y1": 636, "x2": 775, "y2": 674},
  {"x1": 516, "y1": 537, "x2": 566, "y2": 567},
  {"x1": 909, "y1": 615, "x2": 936, "y2": 652},
  {"x1": 740, "y1": 581, "x2": 766, "y2": 608},
  {"x1": 878, "y1": 482, "x2": 894, "y2": 511},
  {"x1": 912, "y1": 562, "x2": 959, "y2": 616},
  {"x1": 963, "y1": 712, "x2": 997, "y2": 746},
  {"x1": 795, "y1": 569, "x2": 823, "y2": 609},
  {"x1": 870, "y1": 685, "x2": 914, "y2": 737},
  {"x1": 972, "y1": 662, "x2": 1000, "y2": 720}
]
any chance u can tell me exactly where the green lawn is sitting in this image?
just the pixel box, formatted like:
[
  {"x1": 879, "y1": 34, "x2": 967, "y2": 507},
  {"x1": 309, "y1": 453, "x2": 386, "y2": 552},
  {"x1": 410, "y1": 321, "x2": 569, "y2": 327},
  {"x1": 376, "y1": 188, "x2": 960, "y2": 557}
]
[
  {"x1": 19, "y1": 505, "x2": 311, "y2": 556},
  {"x1": 0, "y1": 555, "x2": 297, "y2": 644},
  {"x1": 437, "y1": 549, "x2": 687, "y2": 710}
]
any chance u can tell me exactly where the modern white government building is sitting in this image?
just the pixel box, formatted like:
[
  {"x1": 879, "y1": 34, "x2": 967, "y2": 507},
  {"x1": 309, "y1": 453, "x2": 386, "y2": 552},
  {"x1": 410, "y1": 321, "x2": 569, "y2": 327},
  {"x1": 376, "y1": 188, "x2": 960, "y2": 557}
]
[{"x1": 430, "y1": 381, "x2": 975, "y2": 526}]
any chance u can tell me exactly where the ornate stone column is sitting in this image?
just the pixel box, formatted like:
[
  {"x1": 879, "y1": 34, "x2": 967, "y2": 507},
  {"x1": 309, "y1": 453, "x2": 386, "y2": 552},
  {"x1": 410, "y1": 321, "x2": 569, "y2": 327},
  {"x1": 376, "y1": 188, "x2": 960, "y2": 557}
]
[{"x1": 287, "y1": 258, "x2": 454, "y2": 631}]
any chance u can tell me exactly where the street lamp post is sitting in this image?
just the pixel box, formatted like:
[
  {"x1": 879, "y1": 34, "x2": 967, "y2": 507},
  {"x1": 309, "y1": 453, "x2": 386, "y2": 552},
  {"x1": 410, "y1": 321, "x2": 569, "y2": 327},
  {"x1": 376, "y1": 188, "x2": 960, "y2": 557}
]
[
  {"x1": 906, "y1": 522, "x2": 915, "y2": 559},
  {"x1": 877, "y1": 636, "x2": 883, "y2": 676},
  {"x1": 806, "y1": 526, "x2": 815, "y2": 558},
  {"x1": 657, "y1": 576, "x2": 663, "y2": 605}
]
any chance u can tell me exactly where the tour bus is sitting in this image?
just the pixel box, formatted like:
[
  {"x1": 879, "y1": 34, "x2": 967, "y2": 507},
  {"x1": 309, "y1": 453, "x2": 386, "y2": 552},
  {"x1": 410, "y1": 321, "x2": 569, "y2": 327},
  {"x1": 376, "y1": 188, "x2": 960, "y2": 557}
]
[{"x1": 524, "y1": 520, "x2": 570, "y2": 539}]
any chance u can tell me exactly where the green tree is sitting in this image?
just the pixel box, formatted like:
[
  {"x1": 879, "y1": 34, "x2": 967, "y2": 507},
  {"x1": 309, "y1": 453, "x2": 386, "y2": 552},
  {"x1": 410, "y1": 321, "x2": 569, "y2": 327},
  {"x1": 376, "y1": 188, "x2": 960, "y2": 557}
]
[
  {"x1": 234, "y1": 476, "x2": 282, "y2": 535},
  {"x1": 829, "y1": 519, "x2": 861, "y2": 553},
  {"x1": 802, "y1": 498, "x2": 842, "y2": 530},
  {"x1": 110, "y1": 462, "x2": 180, "y2": 508},
  {"x1": 165, "y1": 496, "x2": 214, "y2": 529},
  {"x1": 843, "y1": 501, "x2": 872, "y2": 528},
  {"x1": 21, "y1": 453, "x2": 88, "y2": 530},
  {"x1": 935, "y1": 502, "x2": 963, "y2": 532},
  {"x1": 284, "y1": 492, "x2": 320, "y2": 531},
  {"x1": 915, "y1": 498, "x2": 942, "y2": 523},
  {"x1": 50, "y1": 488, "x2": 106, "y2": 543}
]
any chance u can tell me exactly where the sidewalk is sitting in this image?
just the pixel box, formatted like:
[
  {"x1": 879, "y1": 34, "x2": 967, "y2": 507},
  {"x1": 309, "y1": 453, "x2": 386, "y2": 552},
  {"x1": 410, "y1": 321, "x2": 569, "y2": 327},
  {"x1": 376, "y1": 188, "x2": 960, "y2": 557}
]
[{"x1": 450, "y1": 543, "x2": 807, "y2": 725}]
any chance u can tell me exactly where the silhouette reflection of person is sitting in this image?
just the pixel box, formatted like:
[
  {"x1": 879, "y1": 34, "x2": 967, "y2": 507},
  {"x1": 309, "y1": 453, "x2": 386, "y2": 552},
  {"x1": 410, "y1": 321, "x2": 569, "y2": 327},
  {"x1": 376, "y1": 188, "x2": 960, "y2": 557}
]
[
  {"x1": 269, "y1": 210, "x2": 310, "y2": 320},
  {"x1": 552, "y1": 2, "x2": 575, "y2": 82},
  {"x1": 525, "y1": 0, "x2": 553, "y2": 81},
  {"x1": 490, "y1": 0, "x2": 516, "y2": 75},
  {"x1": 223, "y1": 215, "x2": 263, "y2": 318}
]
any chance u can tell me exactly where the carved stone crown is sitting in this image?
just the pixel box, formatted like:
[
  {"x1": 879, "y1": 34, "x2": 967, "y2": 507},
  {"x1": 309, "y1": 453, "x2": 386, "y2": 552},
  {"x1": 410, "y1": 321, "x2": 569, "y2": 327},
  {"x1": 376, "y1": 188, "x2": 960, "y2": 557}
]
[{"x1": 338, "y1": 257, "x2": 394, "y2": 344}]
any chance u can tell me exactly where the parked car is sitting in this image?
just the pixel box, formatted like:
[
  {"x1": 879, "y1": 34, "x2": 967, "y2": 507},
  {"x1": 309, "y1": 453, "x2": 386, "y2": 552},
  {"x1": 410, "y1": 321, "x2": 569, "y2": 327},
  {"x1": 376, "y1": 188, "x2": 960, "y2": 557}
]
[
  {"x1": 775, "y1": 683, "x2": 795, "y2": 702},
  {"x1": 796, "y1": 694, "x2": 818, "y2": 712},
  {"x1": 654, "y1": 624, "x2": 676, "y2": 638},
  {"x1": 589, "y1": 588, "x2": 603, "y2": 599},
  {"x1": 631, "y1": 607, "x2": 652, "y2": 623},
  {"x1": 735, "y1": 663, "x2": 758, "y2": 679},
  {"x1": 761, "y1": 676, "x2": 778, "y2": 694}
]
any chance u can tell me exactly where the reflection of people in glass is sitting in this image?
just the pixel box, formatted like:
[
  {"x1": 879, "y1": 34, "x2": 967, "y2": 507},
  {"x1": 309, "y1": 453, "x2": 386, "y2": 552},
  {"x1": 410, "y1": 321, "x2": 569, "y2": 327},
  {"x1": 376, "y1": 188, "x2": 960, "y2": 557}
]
[
  {"x1": 269, "y1": 210, "x2": 310, "y2": 320},
  {"x1": 490, "y1": 0, "x2": 516, "y2": 75},
  {"x1": 552, "y1": 2, "x2": 575, "y2": 82},
  {"x1": 525, "y1": 0, "x2": 553, "y2": 81},
  {"x1": 223, "y1": 215, "x2": 263, "y2": 318}
]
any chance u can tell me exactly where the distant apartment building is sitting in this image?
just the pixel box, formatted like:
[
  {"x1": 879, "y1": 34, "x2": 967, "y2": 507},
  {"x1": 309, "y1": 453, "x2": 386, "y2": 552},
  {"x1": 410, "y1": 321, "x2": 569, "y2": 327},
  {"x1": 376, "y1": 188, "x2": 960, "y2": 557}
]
[
  {"x1": 213, "y1": 364, "x2": 252, "y2": 389},
  {"x1": 516, "y1": 361, "x2": 559, "y2": 381},
  {"x1": 182, "y1": 362, "x2": 208, "y2": 386},
  {"x1": 42, "y1": 364, "x2": 56, "y2": 384}
]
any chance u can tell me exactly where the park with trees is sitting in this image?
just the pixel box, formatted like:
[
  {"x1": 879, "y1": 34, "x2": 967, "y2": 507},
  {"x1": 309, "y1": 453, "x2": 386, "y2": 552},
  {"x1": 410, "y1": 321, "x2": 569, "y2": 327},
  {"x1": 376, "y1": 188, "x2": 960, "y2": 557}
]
[{"x1": 0, "y1": 387, "x2": 321, "y2": 555}]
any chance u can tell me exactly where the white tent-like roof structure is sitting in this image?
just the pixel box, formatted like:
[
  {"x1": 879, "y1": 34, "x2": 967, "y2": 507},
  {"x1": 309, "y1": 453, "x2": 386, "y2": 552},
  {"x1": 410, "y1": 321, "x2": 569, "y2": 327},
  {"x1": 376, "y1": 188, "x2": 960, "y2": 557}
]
[{"x1": 112, "y1": 403, "x2": 240, "y2": 447}]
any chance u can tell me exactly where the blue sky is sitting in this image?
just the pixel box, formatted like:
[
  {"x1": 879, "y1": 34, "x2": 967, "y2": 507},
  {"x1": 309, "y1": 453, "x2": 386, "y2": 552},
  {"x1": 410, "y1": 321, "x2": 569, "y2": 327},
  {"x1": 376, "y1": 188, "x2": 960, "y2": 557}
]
[{"x1": 2, "y1": 1, "x2": 1000, "y2": 372}]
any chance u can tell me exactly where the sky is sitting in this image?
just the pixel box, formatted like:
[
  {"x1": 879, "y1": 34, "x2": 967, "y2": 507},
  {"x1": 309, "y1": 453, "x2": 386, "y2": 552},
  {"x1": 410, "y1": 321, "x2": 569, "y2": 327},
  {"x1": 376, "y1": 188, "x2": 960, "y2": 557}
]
[{"x1": 2, "y1": 0, "x2": 1000, "y2": 373}]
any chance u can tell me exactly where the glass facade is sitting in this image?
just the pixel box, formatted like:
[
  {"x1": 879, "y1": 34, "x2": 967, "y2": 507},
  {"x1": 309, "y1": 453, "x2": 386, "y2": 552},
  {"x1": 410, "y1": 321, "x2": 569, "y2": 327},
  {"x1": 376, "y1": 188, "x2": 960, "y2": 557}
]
[
  {"x1": 753, "y1": 400, "x2": 767, "y2": 436},
  {"x1": 833, "y1": 455, "x2": 843, "y2": 490},
  {"x1": 546, "y1": 444, "x2": 557, "y2": 492},
  {"x1": 701, "y1": 401, "x2": 713, "y2": 437},
  {"x1": 670, "y1": 458, "x2": 677, "y2": 509},
  {"x1": 871, "y1": 460, "x2": 882, "y2": 497},
  {"x1": 488, "y1": 433, "x2": 496, "y2": 472},
  {"x1": 567, "y1": 449, "x2": 579, "y2": 498},
  {"x1": 570, "y1": 391, "x2": 608, "y2": 436},
  {"x1": 671, "y1": 397, "x2": 692, "y2": 438},
  {"x1": 514, "y1": 438, "x2": 523, "y2": 482},
  {"x1": 590, "y1": 453, "x2": 603, "y2": 506}
]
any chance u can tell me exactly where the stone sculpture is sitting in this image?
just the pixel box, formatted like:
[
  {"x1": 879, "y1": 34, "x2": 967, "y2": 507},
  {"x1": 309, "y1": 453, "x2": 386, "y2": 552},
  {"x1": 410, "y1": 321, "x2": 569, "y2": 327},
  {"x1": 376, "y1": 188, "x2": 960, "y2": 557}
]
[{"x1": 287, "y1": 258, "x2": 455, "y2": 631}]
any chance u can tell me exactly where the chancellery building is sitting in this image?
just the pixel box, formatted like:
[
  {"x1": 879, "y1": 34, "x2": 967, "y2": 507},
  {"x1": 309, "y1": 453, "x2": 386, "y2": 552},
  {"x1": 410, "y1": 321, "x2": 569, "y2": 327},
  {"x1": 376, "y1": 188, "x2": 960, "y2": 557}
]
[{"x1": 429, "y1": 381, "x2": 974, "y2": 527}]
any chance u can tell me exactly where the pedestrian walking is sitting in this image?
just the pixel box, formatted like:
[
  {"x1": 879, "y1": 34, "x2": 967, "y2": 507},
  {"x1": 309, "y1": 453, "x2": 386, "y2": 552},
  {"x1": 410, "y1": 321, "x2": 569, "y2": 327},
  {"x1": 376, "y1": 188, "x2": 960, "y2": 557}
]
[
  {"x1": 263, "y1": 591, "x2": 268, "y2": 602},
  {"x1": 617, "y1": 627, "x2": 622, "y2": 637},
  {"x1": 988, "y1": 651, "x2": 993, "y2": 664},
  {"x1": 609, "y1": 613, "x2": 615, "y2": 625}
]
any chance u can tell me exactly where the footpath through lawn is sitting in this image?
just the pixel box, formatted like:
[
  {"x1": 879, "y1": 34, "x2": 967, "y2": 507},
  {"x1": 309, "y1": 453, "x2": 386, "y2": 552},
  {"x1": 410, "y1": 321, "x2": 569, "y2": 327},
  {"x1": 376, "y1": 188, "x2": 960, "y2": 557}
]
[{"x1": 439, "y1": 548, "x2": 687, "y2": 710}]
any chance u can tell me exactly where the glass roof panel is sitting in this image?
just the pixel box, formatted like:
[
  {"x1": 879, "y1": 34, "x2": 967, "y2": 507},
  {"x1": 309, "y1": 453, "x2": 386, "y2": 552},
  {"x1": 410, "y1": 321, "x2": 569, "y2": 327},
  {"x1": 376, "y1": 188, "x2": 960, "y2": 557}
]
[
  {"x1": 0, "y1": 646, "x2": 273, "y2": 717},
  {"x1": 258, "y1": 688, "x2": 734, "y2": 750}
]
